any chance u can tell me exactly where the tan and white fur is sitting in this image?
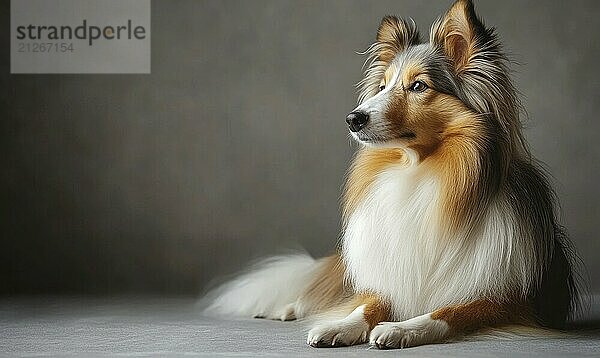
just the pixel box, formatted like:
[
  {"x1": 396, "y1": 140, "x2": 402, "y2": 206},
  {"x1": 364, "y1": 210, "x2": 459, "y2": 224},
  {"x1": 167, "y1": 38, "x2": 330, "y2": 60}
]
[{"x1": 204, "y1": 0, "x2": 579, "y2": 349}]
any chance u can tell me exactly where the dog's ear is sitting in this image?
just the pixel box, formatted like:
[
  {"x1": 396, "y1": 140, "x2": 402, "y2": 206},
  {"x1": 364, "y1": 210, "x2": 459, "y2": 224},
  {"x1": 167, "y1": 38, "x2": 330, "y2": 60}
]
[
  {"x1": 357, "y1": 16, "x2": 419, "y2": 103},
  {"x1": 375, "y1": 16, "x2": 420, "y2": 63},
  {"x1": 431, "y1": 0, "x2": 489, "y2": 73}
]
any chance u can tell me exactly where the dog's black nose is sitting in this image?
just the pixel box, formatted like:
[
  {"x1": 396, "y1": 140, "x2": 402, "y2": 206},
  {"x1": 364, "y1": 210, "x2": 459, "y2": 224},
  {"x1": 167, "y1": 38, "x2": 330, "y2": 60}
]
[{"x1": 346, "y1": 111, "x2": 369, "y2": 132}]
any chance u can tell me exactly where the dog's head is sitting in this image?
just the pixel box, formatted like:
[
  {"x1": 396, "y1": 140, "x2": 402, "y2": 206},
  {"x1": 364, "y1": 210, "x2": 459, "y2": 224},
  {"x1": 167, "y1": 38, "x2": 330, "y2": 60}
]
[{"x1": 348, "y1": 0, "x2": 520, "y2": 159}]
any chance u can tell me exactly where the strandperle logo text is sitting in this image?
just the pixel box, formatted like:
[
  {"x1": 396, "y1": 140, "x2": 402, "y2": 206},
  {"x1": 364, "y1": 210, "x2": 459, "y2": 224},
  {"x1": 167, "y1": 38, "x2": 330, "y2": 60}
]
[
  {"x1": 16, "y1": 19, "x2": 147, "y2": 46},
  {"x1": 11, "y1": 0, "x2": 150, "y2": 74}
]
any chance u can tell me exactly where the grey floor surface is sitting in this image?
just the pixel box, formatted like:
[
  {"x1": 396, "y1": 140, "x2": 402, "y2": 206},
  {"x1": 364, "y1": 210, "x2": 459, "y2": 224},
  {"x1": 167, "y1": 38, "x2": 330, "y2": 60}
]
[{"x1": 1, "y1": 297, "x2": 600, "y2": 357}]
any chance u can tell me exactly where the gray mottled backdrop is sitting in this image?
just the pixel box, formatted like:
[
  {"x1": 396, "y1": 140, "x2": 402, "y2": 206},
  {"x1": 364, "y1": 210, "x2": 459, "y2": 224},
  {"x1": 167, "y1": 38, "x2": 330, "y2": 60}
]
[{"x1": 1, "y1": 0, "x2": 599, "y2": 295}]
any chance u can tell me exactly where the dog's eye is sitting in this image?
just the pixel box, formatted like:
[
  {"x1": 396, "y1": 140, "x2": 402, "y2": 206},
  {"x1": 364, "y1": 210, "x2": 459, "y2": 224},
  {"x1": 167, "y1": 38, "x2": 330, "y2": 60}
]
[
  {"x1": 408, "y1": 80, "x2": 428, "y2": 93},
  {"x1": 379, "y1": 79, "x2": 386, "y2": 92}
]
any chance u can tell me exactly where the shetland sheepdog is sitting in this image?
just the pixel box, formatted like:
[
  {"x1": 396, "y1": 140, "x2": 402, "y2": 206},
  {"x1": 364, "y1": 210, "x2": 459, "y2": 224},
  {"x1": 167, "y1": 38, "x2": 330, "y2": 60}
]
[{"x1": 204, "y1": 0, "x2": 580, "y2": 349}]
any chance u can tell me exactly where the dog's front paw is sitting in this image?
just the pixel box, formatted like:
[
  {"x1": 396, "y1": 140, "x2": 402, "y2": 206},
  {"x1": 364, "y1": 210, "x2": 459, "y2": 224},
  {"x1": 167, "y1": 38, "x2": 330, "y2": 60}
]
[
  {"x1": 369, "y1": 322, "x2": 424, "y2": 349},
  {"x1": 369, "y1": 314, "x2": 449, "y2": 349},
  {"x1": 307, "y1": 320, "x2": 369, "y2": 348}
]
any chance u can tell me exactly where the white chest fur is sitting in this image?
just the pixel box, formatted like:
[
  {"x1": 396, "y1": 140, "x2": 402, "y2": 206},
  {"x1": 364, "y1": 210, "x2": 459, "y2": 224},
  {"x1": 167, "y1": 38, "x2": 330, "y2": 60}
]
[{"x1": 342, "y1": 164, "x2": 530, "y2": 320}]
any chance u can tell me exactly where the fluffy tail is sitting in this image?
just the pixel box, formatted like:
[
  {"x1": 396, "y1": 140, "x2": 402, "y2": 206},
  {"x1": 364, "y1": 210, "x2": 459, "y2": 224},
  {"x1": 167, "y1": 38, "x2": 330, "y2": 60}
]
[{"x1": 201, "y1": 253, "x2": 330, "y2": 321}]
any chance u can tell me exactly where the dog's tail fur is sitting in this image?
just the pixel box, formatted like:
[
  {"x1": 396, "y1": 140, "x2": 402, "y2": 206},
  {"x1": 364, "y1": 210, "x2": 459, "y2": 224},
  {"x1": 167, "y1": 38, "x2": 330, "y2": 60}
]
[{"x1": 201, "y1": 254, "x2": 346, "y2": 320}]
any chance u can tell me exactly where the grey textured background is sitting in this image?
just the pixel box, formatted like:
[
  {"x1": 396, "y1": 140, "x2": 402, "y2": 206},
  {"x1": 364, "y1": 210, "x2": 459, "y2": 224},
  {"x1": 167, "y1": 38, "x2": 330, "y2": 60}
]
[{"x1": 1, "y1": 0, "x2": 599, "y2": 295}]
